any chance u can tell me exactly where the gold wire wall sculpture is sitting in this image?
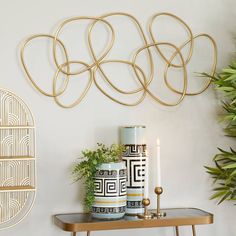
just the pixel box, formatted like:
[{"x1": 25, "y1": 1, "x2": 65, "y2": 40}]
[
  {"x1": 20, "y1": 12, "x2": 217, "y2": 108},
  {"x1": 0, "y1": 88, "x2": 36, "y2": 230}
]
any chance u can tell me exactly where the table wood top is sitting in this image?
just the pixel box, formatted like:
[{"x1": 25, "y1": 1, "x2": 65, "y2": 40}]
[{"x1": 54, "y1": 208, "x2": 213, "y2": 232}]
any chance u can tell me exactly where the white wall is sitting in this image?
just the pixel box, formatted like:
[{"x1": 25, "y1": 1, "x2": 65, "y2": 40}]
[{"x1": 1, "y1": 0, "x2": 236, "y2": 235}]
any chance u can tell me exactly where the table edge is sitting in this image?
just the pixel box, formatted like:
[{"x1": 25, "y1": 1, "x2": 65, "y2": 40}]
[{"x1": 54, "y1": 207, "x2": 214, "y2": 232}]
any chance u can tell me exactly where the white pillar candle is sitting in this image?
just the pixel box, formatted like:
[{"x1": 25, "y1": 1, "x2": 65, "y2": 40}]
[
  {"x1": 156, "y1": 138, "x2": 161, "y2": 187},
  {"x1": 144, "y1": 151, "x2": 149, "y2": 199}
]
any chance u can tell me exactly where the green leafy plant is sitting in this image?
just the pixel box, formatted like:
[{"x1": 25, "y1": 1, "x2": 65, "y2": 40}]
[
  {"x1": 72, "y1": 143, "x2": 125, "y2": 211},
  {"x1": 205, "y1": 148, "x2": 236, "y2": 204},
  {"x1": 203, "y1": 59, "x2": 236, "y2": 204}
]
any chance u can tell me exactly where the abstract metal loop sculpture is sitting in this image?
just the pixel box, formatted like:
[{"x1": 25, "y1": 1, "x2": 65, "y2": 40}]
[{"x1": 20, "y1": 12, "x2": 217, "y2": 108}]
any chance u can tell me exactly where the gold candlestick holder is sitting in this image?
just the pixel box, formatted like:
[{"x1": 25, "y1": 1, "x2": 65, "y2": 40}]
[
  {"x1": 137, "y1": 198, "x2": 154, "y2": 219},
  {"x1": 154, "y1": 187, "x2": 166, "y2": 218}
]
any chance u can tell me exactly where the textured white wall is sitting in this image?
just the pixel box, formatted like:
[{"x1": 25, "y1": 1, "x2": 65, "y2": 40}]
[{"x1": 1, "y1": 0, "x2": 236, "y2": 235}]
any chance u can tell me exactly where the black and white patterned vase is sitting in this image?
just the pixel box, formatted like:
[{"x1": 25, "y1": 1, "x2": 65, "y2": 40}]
[
  {"x1": 92, "y1": 162, "x2": 127, "y2": 219},
  {"x1": 121, "y1": 126, "x2": 146, "y2": 215}
]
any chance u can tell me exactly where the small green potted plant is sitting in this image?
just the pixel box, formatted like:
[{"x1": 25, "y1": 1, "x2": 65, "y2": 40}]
[{"x1": 72, "y1": 143, "x2": 127, "y2": 219}]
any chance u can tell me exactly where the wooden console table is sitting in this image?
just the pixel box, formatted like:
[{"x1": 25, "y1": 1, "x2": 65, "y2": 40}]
[{"x1": 54, "y1": 208, "x2": 213, "y2": 236}]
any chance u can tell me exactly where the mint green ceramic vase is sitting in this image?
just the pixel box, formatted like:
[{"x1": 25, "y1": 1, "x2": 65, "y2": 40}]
[
  {"x1": 121, "y1": 125, "x2": 146, "y2": 215},
  {"x1": 92, "y1": 162, "x2": 127, "y2": 219}
]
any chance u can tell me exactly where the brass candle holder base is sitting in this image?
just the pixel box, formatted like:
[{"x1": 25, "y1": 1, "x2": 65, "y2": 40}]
[
  {"x1": 137, "y1": 198, "x2": 154, "y2": 219},
  {"x1": 154, "y1": 211, "x2": 167, "y2": 218},
  {"x1": 154, "y1": 187, "x2": 166, "y2": 218}
]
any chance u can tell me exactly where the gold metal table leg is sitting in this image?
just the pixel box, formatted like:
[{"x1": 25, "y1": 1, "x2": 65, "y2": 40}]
[
  {"x1": 175, "y1": 226, "x2": 179, "y2": 236},
  {"x1": 192, "y1": 225, "x2": 196, "y2": 236},
  {"x1": 71, "y1": 231, "x2": 90, "y2": 236}
]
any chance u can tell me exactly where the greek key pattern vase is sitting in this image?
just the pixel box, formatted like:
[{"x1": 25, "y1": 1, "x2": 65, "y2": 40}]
[
  {"x1": 121, "y1": 126, "x2": 146, "y2": 215},
  {"x1": 92, "y1": 162, "x2": 127, "y2": 219}
]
